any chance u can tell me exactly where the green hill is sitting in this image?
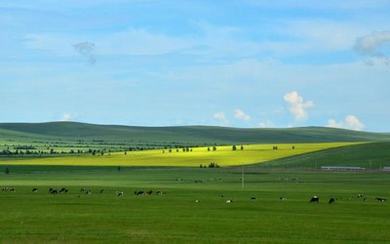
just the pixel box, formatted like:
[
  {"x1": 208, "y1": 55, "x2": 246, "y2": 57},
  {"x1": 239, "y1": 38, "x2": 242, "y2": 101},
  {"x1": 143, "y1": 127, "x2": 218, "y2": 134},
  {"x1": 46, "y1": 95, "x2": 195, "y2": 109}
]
[
  {"x1": 0, "y1": 122, "x2": 389, "y2": 146},
  {"x1": 253, "y1": 142, "x2": 390, "y2": 169}
]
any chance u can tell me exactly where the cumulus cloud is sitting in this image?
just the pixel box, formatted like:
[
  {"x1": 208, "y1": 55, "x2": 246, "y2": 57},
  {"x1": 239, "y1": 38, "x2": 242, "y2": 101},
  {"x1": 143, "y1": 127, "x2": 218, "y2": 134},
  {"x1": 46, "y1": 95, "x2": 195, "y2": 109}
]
[
  {"x1": 73, "y1": 41, "x2": 96, "y2": 64},
  {"x1": 355, "y1": 31, "x2": 390, "y2": 66},
  {"x1": 234, "y1": 109, "x2": 251, "y2": 121},
  {"x1": 327, "y1": 115, "x2": 365, "y2": 131},
  {"x1": 283, "y1": 91, "x2": 314, "y2": 120},
  {"x1": 213, "y1": 112, "x2": 229, "y2": 125}
]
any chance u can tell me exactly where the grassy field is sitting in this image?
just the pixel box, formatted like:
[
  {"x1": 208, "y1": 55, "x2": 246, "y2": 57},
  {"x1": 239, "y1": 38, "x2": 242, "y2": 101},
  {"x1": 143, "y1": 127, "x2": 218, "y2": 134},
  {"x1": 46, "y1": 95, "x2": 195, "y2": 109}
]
[
  {"x1": 1, "y1": 122, "x2": 389, "y2": 148},
  {"x1": 1, "y1": 122, "x2": 389, "y2": 242},
  {"x1": 1, "y1": 166, "x2": 390, "y2": 243},
  {"x1": 254, "y1": 142, "x2": 390, "y2": 169},
  {"x1": 0, "y1": 142, "x2": 358, "y2": 167}
]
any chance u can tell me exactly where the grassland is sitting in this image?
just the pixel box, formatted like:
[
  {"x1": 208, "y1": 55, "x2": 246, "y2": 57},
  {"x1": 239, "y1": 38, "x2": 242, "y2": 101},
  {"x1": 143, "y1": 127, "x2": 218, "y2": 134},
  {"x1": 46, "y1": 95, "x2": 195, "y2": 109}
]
[
  {"x1": 1, "y1": 122, "x2": 390, "y2": 242},
  {"x1": 1, "y1": 166, "x2": 390, "y2": 243},
  {"x1": 254, "y1": 142, "x2": 390, "y2": 169},
  {"x1": 0, "y1": 142, "x2": 359, "y2": 167},
  {"x1": 1, "y1": 122, "x2": 389, "y2": 147}
]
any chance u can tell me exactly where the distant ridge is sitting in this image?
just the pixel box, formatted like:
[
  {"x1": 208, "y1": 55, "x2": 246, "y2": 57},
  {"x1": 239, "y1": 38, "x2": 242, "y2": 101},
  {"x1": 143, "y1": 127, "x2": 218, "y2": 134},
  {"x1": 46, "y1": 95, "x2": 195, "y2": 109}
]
[{"x1": 0, "y1": 121, "x2": 389, "y2": 145}]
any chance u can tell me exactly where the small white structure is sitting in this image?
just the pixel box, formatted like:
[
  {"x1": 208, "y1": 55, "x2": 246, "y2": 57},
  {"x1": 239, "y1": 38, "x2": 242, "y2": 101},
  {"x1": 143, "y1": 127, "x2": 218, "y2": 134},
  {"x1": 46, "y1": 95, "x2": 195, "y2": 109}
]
[
  {"x1": 383, "y1": 167, "x2": 390, "y2": 172},
  {"x1": 321, "y1": 166, "x2": 365, "y2": 171}
]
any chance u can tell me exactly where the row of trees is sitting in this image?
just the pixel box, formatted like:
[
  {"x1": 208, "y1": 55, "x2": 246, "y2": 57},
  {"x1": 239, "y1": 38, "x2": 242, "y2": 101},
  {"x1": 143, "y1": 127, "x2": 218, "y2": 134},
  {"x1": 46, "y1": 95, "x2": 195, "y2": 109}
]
[{"x1": 200, "y1": 162, "x2": 220, "y2": 168}]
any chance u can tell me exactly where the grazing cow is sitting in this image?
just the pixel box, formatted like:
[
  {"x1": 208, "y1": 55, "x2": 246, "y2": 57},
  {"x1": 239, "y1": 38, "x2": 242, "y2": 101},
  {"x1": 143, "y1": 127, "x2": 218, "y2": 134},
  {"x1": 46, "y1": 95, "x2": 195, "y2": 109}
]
[
  {"x1": 80, "y1": 188, "x2": 86, "y2": 193},
  {"x1": 136, "y1": 191, "x2": 144, "y2": 196},
  {"x1": 1, "y1": 187, "x2": 15, "y2": 192},
  {"x1": 32, "y1": 188, "x2": 38, "y2": 193},
  {"x1": 357, "y1": 194, "x2": 364, "y2": 198},
  {"x1": 50, "y1": 189, "x2": 58, "y2": 194},
  {"x1": 376, "y1": 197, "x2": 387, "y2": 203},
  {"x1": 117, "y1": 192, "x2": 124, "y2": 197},
  {"x1": 195, "y1": 200, "x2": 199, "y2": 203},
  {"x1": 310, "y1": 196, "x2": 319, "y2": 203},
  {"x1": 280, "y1": 197, "x2": 287, "y2": 201},
  {"x1": 251, "y1": 196, "x2": 256, "y2": 200},
  {"x1": 100, "y1": 189, "x2": 104, "y2": 194},
  {"x1": 147, "y1": 190, "x2": 153, "y2": 195},
  {"x1": 226, "y1": 200, "x2": 233, "y2": 204},
  {"x1": 328, "y1": 198, "x2": 336, "y2": 204},
  {"x1": 85, "y1": 190, "x2": 92, "y2": 195},
  {"x1": 59, "y1": 188, "x2": 68, "y2": 193}
]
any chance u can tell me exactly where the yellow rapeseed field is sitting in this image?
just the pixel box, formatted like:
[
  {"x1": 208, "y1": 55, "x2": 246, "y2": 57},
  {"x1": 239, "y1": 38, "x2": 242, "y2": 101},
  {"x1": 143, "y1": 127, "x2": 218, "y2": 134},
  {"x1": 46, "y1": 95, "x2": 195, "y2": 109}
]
[{"x1": 0, "y1": 142, "x2": 361, "y2": 167}]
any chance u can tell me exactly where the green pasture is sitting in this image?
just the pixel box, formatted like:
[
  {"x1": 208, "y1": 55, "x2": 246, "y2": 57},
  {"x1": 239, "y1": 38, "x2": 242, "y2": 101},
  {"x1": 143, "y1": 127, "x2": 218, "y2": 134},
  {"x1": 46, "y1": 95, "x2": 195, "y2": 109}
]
[
  {"x1": 0, "y1": 166, "x2": 390, "y2": 243},
  {"x1": 0, "y1": 142, "x2": 358, "y2": 167}
]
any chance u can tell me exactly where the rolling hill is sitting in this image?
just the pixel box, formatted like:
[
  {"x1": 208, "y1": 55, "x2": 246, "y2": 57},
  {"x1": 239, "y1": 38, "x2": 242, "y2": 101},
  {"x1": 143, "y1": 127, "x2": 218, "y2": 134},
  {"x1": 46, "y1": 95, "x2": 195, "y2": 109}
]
[
  {"x1": 0, "y1": 121, "x2": 389, "y2": 146},
  {"x1": 252, "y1": 142, "x2": 390, "y2": 169}
]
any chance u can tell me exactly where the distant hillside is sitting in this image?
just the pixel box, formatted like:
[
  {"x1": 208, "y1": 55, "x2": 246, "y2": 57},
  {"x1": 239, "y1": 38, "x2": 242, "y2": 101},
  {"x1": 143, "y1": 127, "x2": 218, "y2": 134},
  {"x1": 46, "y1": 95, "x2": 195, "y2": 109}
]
[
  {"x1": 253, "y1": 142, "x2": 390, "y2": 169},
  {"x1": 0, "y1": 122, "x2": 389, "y2": 146}
]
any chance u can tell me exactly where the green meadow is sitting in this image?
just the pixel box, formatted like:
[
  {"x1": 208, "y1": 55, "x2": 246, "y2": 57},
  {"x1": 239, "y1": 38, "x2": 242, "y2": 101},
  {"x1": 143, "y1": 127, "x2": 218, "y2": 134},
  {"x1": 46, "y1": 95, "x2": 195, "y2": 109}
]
[
  {"x1": 1, "y1": 166, "x2": 390, "y2": 243},
  {"x1": 1, "y1": 122, "x2": 390, "y2": 243}
]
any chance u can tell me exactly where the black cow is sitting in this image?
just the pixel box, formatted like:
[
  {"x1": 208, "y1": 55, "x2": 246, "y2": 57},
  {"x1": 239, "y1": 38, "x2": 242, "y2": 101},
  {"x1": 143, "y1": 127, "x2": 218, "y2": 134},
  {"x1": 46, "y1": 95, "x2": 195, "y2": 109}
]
[
  {"x1": 251, "y1": 196, "x2": 256, "y2": 200},
  {"x1": 310, "y1": 196, "x2": 319, "y2": 203},
  {"x1": 32, "y1": 188, "x2": 38, "y2": 193},
  {"x1": 328, "y1": 198, "x2": 336, "y2": 204},
  {"x1": 135, "y1": 191, "x2": 144, "y2": 196},
  {"x1": 376, "y1": 197, "x2": 387, "y2": 203}
]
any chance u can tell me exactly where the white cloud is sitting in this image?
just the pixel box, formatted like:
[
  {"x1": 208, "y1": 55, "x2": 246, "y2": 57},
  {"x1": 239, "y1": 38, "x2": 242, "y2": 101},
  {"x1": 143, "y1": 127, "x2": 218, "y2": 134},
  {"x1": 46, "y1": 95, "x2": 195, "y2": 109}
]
[
  {"x1": 234, "y1": 109, "x2": 251, "y2": 121},
  {"x1": 327, "y1": 115, "x2": 365, "y2": 131},
  {"x1": 283, "y1": 91, "x2": 314, "y2": 120},
  {"x1": 355, "y1": 31, "x2": 390, "y2": 66},
  {"x1": 61, "y1": 113, "x2": 74, "y2": 122},
  {"x1": 213, "y1": 112, "x2": 229, "y2": 125},
  {"x1": 257, "y1": 120, "x2": 274, "y2": 128}
]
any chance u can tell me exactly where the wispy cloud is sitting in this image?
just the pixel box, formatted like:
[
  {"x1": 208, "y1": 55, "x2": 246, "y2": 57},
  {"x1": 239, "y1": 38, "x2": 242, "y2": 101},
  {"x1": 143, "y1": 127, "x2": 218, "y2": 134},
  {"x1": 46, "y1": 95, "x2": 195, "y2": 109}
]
[
  {"x1": 257, "y1": 120, "x2": 274, "y2": 128},
  {"x1": 73, "y1": 42, "x2": 96, "y2": 64},
  {"x1": 234, "y1": 109, "x2": 251, "y2": 121},
  {"x1": 355, "y1": 31, "x2": 390, "y2": 66},
  {"x1": 213, "y1": 112, "x2": 229, "y2": 125}
]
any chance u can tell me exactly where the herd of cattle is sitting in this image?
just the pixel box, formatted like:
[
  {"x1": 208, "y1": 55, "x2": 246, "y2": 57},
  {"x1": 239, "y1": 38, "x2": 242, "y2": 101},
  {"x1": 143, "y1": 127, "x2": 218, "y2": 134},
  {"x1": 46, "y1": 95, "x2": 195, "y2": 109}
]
[
  {"x1": 1, "y1": 186, "x2": 166, "y2": 198},
  {"x1": 1, "y1": 186, "x2": 387, "y2": 203}
]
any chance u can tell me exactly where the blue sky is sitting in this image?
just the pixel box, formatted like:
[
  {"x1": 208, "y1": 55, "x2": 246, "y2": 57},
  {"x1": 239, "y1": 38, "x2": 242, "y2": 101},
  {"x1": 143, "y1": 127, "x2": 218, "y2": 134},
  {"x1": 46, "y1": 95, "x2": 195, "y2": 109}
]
[{"x1": 1, "y1": 0, "x2": 390, "y2": 131}]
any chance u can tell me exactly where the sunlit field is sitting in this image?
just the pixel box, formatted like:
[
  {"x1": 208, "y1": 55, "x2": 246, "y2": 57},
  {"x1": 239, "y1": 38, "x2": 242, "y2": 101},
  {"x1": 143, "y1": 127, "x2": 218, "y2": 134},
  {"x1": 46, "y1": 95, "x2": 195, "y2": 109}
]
[{"x1": 0, "y1": 142, "x2": 359, "y2": 167}]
